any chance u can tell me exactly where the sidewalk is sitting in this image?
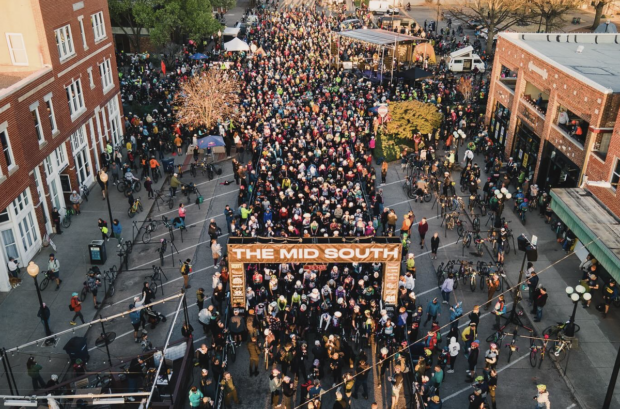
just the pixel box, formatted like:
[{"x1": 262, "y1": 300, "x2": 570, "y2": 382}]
[{"x1": 462, "y1": 153, "x2": 620, "y2": 408}]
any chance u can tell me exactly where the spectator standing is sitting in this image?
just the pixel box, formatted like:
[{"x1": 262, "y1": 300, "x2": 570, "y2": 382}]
[
  {"x1": 211, "y1": 240, "x2": 222, "y2": 267},
  {"x1": 381, "y1": 161, "x2": 388, "y2": 184},
  {"x1": 447, "y1": 336, "x2": 460, "y2": 373},
  {"x1": 145, "y1": 176, "x2": 154, "y2": 199},
  {"x1": 221, "y1": 372, "x2": 241, "y2": 406},
  {"x1": 69, "y1": 190, "x2": 82, "y2": 215},
  {"x1": 51, "y1": 207, "x2": 62, "y2": 234},
  {"x1": 37, "y1": 303, "x2": 52, "y2": 336},
  {"x1": 440, "y1": 274, "x2": 454, "y2": 304},
  {"x1": 181, "y1": 259, "x2": 192, "y2": 289},
  {"x1": 129, "y1": 304, "x2": 141, "y2": 342},
  {"x1": 178, "y1": 203, "x2": 186, "y2": 223},
  {"x1": 431, "y1": 232, "x2": 440, "y2": 259},
  {"x1": 27, "y1": 357, "x2": 46, "y2": 390},
  {"x1": 535, "y1": 384, "x2": 550, "y2": 409},
  {"x1": 353, "y1": 359, "x2": 370, "y2": 399},
  {"x1": 533, "y1": 287, "x2": 548, "y2": 322},
  {"x1": 418, "y1": 217, "x2": 429, "y2": 249},
  {"x1": 424, "y1": 297, "x2": 441, "y2": 326},
  {"x1": 247, "y1": 336, "x2": 261, "y2": 376},
  {"x1": 527, "y1": 271, "x2": 539, "y2": 305},
  {"x1": 112, "y1": 219, "x2": 122, "y2": 243},
  {"x1": 48, "y1": 253, "x2": 61, "y2": 290},
  {"x1": 69, "y1": 293, "x2": 84, "y2": 325},
  {"x1": 282, "y1": 376, "x2": 296, "y2": 409},
  {"x1": 188, "y1": 386, "x2": 203, "y2": 408}
]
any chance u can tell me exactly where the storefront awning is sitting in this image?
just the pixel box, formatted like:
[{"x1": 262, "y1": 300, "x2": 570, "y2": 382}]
[{"x1": 551, "y1": 188, "x2": 620, "y2": 282}]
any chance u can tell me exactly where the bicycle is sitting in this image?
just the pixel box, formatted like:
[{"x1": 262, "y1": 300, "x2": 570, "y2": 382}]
[
  {"x1": 80, "y1": 182, "x2": 90, "y2": 202},
  {"x1": 551, "y1": 335, "x2": 572, "y2": 362},
  {"x1": 225, "y1": 332, "x2": 237, "y2": 363},
  {"x1": 486, "y1": 325, "x2": 509, "y2": 344},
  {"x1": 63, "y1": 207, "x2": 76, "y2": 228},
  {"x1": 152, "y1": 166, "x2": 162, "y2": 183},
  {"x1": 102, "y1": 265, "x2": 117, "y2": 297},
  {"x1": 505, "y1": 327, "x2": 519, "y2": 362},
  {"x1": 543, "y1": 320, "x2": 580, "y2": 338},
  {"x1": 155, "y1": 189, "x2": 174, "y2": 210},
  {"x1": 146, "y1": 265, "x2": 164, "y2": 294},
  {"x1": 530, "y1": 335, "x2": 550, "y2": 369},
  {"x1": 142, "y1": 219, "x2": 159, "y2": 244},
  {"x1": 38, "y1": 270, "x2": 57, "y2": 291},
  {"x1": 128, "y1": 198, "x2": 143, "y2": 218}
]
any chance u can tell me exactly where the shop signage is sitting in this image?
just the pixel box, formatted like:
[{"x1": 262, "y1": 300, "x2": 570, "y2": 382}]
[
  {"x1": 528, "y1": 61, "x2": 548, "y2": 80},
  {"x1": 228, "y1": 243, "x2": 402, "y2": 308}
]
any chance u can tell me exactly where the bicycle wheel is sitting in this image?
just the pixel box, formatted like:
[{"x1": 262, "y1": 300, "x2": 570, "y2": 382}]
[
  {"x1": 480, "y1": 276, "x2": 486, "y2": 290},
  {"x1": 463, "y1": 235, "x2": 471, "y2": 248},
  {"x1": 229, "y1": 344, "x2": 237, "y2": 363},
  {"x1": 62, "y1": 216, "x2": 71, "y2": 228},
  {"x1": 505, "y1": 239, "x2": 511, "y2": 254},
  {"x1": 142, "y1": 231, "x2": 152, "y2": 244},
  {"x1": 470, "y1": 275, "x2": 476, "y2": 292},
  {"x1": 128, "y1": 208, "x2": 136, "y2": 218},
  {"x1": 457, "y1": 225, "x2": 464, "y2": 237},
  {"x1": 507, "y1": 346, "x2": 514, "y2": 362},
  {"x1": 486, "y1": 332, "x2": 499, "y2": 343},
  {"x1": 436, "y1": 263, "x2": 444, "y2": 280},
  {"x1": 134, "y1": 181, "x2": 142, "y2": 192},
  {"x1": 167, "y1": 197, "x2": 174, "y2": 209},
  {"x1": 138, "y1": 203, "x2": 143, "y2": 212},
  {"x1": 80, "y1": 287, "x2": 87, "y2": 301},
  {"x1": 473, "y1": 218, "x2": 480, "y2": 232},
  {"x1": 207, "y1": 167, "x2": 214, "y2": 180},
  {"x1": 530, "y1": 347, "x2": 538, "y2": 367},
  {"x1": 572, "y1": 324, "x2": 581, "y2": 334},
  {"x1": 108, "y1": 282, "x2": 115, "y2": 297},
  {"x1": 553, "y1": 345, "x2": 567, "y2": 362},
  {"x1": 150, "y1": 279, "x2": 158, "y2": 295},
  {"x1": 407, "y1": 186, "x2": 416, "y2": 199},
  {"x1": 153, "y1": 171, "x2": 160, "y2": 183},
  {"x1": 438, "y1": 273, "x2": 446, "y2": 287},
  {"x1": 116, "y1": 181, "x2": 126, "y2": 192},
  {"x1": 39, "y1": 277, "x2": 50, "y2": 291},
  {"x1": 480, "y1": 205, "x2": 487, "y2": 217},
  {"x1": 542, "y1": 326, "x2": 557, "y2": 338}
]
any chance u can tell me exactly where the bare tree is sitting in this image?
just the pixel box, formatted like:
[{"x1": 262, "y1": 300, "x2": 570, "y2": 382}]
[
  {"x1": 448, "y1": 0, "x2": 534, "y2": 53},
  {"x1": 591, "y1": 0, "x2": 617, "y2": 30},
  {"x1": 174, "y1": 70, "x2": 242, "y2": 130},
  {"x1": 529, "y1": 0, "x2": 579, "y2": 32}
]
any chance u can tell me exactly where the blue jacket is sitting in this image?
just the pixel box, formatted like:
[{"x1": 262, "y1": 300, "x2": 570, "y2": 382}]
[
  {"x1": 112, "y1": 222, "x2": 122, "y2": 235},
  {"x1": 450, "y1": 302, "x2": 463, "y2": 321},
  {"x1": 129, "y1": 310, "x2": 141, "y2": 325},
  {"x1": 427, "y1": 300, "x2": 442, "y2": 316}
]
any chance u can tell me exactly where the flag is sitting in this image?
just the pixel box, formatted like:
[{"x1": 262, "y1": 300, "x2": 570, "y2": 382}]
[{"x1": 161, "y1": 60, "x2": 166, "y2": 75}]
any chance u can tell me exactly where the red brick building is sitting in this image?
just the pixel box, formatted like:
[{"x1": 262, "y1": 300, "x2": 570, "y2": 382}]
[
  {"x1": 0, "y1": 0, "x2": 123, "y2": 291},
  {"x1": 486, "y1": 33, "x2": 620, "y2": 281}
]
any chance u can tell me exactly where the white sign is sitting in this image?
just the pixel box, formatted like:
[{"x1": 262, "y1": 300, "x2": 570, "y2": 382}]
[
  {"x1": 528, "y1": 61, "x2": 548, "y2": 80},
  {"x1": 378, "y1": 105, "x2": 389, "y2": 118},
  {"x1": 531, "y1": 235, "x2": 538, "y2": 246}
]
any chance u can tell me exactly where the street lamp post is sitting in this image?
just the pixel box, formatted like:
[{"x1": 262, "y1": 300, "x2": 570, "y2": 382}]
[
  {"x1": 27, "y1": 262, "x2": 52, "y2": 337},
  {"x1": 564, "y1": 285, "x2": 590, "y2": 337},
  {"x1": 99, "y1": 171, "x2": 114, "y2": 232}
]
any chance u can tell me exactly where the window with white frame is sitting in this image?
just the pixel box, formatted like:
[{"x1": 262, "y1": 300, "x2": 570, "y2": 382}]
[
  {"x1": 91, "y1": 12, "x2": 106, "y2": 42},
  {"x1": 107, "y1": 97, "x2": 121, "y2": 144},
  {"x1": 54, "y1": 145, "x2": 67, "y2": 170},
  {"x1": 611, "y1": 158, "x2": 620, "y2": 192},
  {"x1": 0, "y1": 208, "x2": 8, "y2": 224},
  {"x1": 87, "y1": 67, "x2": 95, "y2": 89},
  {"x1": 70, "y1": 126, "x2": 87, "y2": 152},
  {"x1": 31, "y1": 106, "x2": 44, "y2": 143},
  {"x1": 0, "y1": 124, "x2": 15, "y2": 172},
  {"x1": 6, "y1": 33, "x2": 28, "y2": 66},
  {"x1": 44, "y1": 96, "x2": 58, "y2": 134},
  {"x1": 66, "y1": 79, "x2": 85, "y2": 117},
  {"x1": 54, "y1": 24, "x2": 75, "y2": 61},
  {"x1": 99, "y1": 58, "x2": 113, "y2": 91},
  {"x1": 12, "y1": 190, "x2": 29, "y2": 217},
  {"x1": 43, "y1": 158, "x2": 53, "y2": 177},
  {"x1": 17, "y1": 211, "x2": 38, "y2": 252}
]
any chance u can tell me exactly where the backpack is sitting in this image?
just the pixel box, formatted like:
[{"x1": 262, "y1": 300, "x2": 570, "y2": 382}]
[{"x1": 69, "y1": 304, "x2": 74, "y2": 311}]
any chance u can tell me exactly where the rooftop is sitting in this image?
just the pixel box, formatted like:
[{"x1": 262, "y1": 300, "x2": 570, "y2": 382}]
[
  {"x1": 0, "y1": 67, "x2": 52, "y2": 102},
  {"x1": 336, "y1": 29, "x2": 422, "y2": 46},
  {"x1": 499, "y1": 33, "x2": 620, "y2": 94}
]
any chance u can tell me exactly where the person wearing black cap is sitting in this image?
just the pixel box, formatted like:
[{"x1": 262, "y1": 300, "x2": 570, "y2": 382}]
[{"x1": 181, "y1": 258, "x2": 191, "y2": 289}]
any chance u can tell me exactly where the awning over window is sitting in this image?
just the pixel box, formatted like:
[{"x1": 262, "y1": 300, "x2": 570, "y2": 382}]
[{"x1": 551, "y1": 188, "x2": 620, "y2": 282}]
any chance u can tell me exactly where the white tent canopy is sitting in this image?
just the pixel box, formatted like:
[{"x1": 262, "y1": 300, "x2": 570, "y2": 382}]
[
  {"x1": 223, "y1": 27, "x2": 240, "y2": 36},
  {"x1": 224, "y1": 37, "x2": 250, "y2": 52}
]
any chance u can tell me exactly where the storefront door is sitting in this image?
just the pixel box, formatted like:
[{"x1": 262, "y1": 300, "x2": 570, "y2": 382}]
[
  {"x1": 491, "y1": 101, "x2": 510, "y2": 147},
  {"x1": 512, "y1": 120, "x2": 541, "y2": 181},
  {"x1": 537, "y1": 141, "x2": 580, "y2": 189}
]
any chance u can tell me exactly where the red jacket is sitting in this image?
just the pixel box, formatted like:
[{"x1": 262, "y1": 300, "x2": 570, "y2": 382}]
[{"x1": 71, "y1": 297, "x2": 82, "y2": 312}]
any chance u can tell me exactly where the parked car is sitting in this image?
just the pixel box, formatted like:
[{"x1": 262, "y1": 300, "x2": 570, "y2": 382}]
[{"x1": 467, "y1": 19, "x2": 484, "y2": 28}]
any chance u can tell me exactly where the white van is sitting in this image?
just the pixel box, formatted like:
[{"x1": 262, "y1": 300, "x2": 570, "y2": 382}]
[
  {"x1": 448, "y1": 45, "x2": 486, "y2": 73},
  {"x1": 369, "y1": 0, "x2": 391, "y2": 14}
]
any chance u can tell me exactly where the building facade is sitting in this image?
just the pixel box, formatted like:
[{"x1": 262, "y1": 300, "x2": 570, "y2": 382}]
[
  {"x1": 486, "y1": 33, "x2": 620, "y2": 191},
  {"x1": 486, "y1": 32, "x2": 620, "y2": 282},
  {"x1": 0, "y1": 0, "x2": 123, "y2": 291}
]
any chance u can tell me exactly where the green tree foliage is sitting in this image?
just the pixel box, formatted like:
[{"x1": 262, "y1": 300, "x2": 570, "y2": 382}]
[
  {"x1": 108, "y1": 0, "x2": 223, "y2": 51},
  {"x1": 385, "y1": 100, "x2": 443, "y2": 140}
]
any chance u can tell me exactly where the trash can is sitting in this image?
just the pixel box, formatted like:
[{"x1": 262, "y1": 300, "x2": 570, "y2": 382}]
[
  {"x1": 89, "y1": 240, "x2": 107, "y2": 265},
  {"x1": 163, "y1": 158, "x2": 175, "y2": 174}
]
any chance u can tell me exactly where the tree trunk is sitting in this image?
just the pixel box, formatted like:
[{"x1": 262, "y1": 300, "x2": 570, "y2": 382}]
[
  {"x1": 591, "y1": 2, "x2": 605, "y2": 29},
  {"x1": 485, "y1": 33, "x2": 495, "y2": 54}
]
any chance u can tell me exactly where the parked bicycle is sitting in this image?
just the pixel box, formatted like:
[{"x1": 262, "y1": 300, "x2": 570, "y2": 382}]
[
  {"x1": 63, "y1": 207, "x2": 76, "y2": 228},
  {"x1": 154, "y1": 189, "x2": 174, "y2": 210},
  {"x1": 142, "y1": 219, "x2": 159, "y2": 244},
  {"x1": 543, "y1": 320, "x2": 580, "y2": 338},
  {"x1": 529, "y1": 334, "x2": 550, "y2": 369},
  {"x1": 80, "y1": 182, "x2": 90, "y2": 202},
  {"x1": 128, "y1": 198, "x2": 143, "y2": 218}
]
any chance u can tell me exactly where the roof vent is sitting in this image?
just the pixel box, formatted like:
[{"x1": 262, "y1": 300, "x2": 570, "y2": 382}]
[{"x1": 576, "y1": 45, "x2": 584, "y2": 53}]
